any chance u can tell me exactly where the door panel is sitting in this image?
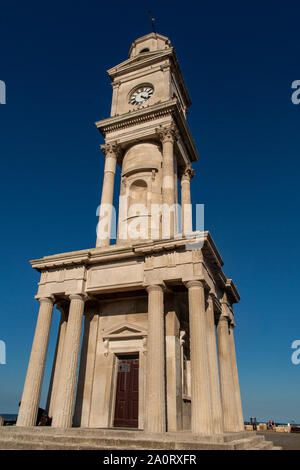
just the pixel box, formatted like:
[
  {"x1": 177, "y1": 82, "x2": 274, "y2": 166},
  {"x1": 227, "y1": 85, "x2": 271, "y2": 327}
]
[{"x1": 114, "y1": 355, "x2": 139, "y2": 428}]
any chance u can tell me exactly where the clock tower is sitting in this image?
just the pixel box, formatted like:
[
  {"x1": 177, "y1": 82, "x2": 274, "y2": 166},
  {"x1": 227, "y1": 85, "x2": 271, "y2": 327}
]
[
  {"x1": 16, "y1": 33, "x2": 256, "y2": 449},
  {"x1": 95, "y1": 33, "x2": 198, "y2": 247}
]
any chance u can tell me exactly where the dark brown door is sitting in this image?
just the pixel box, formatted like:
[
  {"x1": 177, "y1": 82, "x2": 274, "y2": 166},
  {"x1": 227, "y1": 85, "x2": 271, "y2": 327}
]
[{"x1": 113, "y1": 355, "x2": 139, "y2": 428}]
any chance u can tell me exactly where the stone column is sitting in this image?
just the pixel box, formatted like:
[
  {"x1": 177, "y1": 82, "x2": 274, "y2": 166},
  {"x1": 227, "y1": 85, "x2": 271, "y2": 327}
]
[
  {"x1": 46, "y1": 303, "x2": 68, "y2": 417},
  {"x1": 145, "y1": 284, "x2": 166, "y2": 433},
  {"x1": 217, "y1": 313, "x2": 239, "y2": 432},
  {"x1": 96, "y1": 142, "x2": 120, "y2": 248},
  {"x1": 180, "y1": 165, "x2": 194, "y2": 236},
  {"x1": 228, "y1": 322, "x2": 244, "y2": 431},
  {"x1": 73, "y1": 305, "x2": 99, "y2": 427},
  {"x1": 186, "y1": 280, "x2": 213, "y2": 435},
  {"x1": 165, "y1": 307, "x2": 182, "y2": 432},
  {"x1": 17, "y1": 296, "x2": 55, "y2": 427},
  {"x1": 206, "y1": 293, "x2": 223, "y2": 434},
  {"x1": 51, "y1": 294, "x2": 86, "y2": 428},
  {"x1": 157, "y1": 125, "x2": 177, "y2": 239}
]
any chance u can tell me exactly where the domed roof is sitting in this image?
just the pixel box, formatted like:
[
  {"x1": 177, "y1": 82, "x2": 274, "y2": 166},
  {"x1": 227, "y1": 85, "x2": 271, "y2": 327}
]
[{"x1": 128, "y1": 33, "x2": 172, "y2": 58}]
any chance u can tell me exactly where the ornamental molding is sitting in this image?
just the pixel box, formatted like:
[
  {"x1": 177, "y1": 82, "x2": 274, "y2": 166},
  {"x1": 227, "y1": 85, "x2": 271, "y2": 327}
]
[
  {"x1": 108, "y1": 49, "x2": 173, "y2": 79},
  {"x1": 97, "y1": 100, "x2": 178, "y2": 135},
  {"x1": 102, "y1": 322, "x2": 147, "y2": 341},
  {"x1": 102, "y1": 323, "x2": 148, "y2": 358}
]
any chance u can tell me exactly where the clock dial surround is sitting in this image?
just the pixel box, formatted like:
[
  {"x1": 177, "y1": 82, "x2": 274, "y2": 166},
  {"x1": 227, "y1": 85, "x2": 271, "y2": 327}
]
[{"x1": 130, "y1": 86, "x2": 154, "y2": 105}]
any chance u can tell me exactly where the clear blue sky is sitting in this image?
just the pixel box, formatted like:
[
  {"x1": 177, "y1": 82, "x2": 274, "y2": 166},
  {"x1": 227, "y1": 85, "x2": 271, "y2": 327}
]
[{"x1": 0, "y1": 0, "x2": 300, "y2": 424}]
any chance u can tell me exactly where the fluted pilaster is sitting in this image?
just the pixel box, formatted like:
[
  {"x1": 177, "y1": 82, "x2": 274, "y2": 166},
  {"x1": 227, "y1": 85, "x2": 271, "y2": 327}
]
[
  {"x1": 145, "y1": 284, "x2": 166, "y2": 433},
  {"x1": 186, "y1": 280, "x2": 213, "y2": 434},
  {"x1": 51, "y1": 294, "x2": 86, "y2": 428},
  {"x1": 206, "y1": 293, "x2": 223, "y2": 434},
  {"x1": 17, "y1": 296, "x2": 54, "y2": 427}
]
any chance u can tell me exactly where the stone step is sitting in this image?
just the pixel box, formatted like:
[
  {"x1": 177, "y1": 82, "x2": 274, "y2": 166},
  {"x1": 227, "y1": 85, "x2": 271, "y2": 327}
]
[
  {"x1": 0, "y1": 432, "x2": 270, "y2": 451},
  {"x1": 251, "y1": 440, "x2": 276, "y2": 450},
  {"x1": 0, "y1": 439, "x2": 130, "y2": 450},
  {"x1": 0, "y1": 426, "x2": 257, "y2": 443},
  {"x1": 252, "y1": 440, "x2": 282, "y2": 451}
]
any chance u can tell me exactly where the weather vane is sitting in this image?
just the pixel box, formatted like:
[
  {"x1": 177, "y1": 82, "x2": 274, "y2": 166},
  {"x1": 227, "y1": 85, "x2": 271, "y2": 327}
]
[{"x1": 148, "y1": 11, "x2": 156, "y2": 33}]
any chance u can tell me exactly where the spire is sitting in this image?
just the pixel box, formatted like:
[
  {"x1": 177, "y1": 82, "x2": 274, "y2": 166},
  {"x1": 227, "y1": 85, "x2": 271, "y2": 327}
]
[{"x1": 148, "y1": 11, "x2": 156, "y2": 33}]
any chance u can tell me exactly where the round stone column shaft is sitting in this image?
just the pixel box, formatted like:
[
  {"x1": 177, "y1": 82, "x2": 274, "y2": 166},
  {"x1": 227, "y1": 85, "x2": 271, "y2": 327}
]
[
  {"x1": 181, "y1": 165, "x2": 194, "y2": 236},
  {"x1": 96, "y1": 142, "x2": 119, "y2": 248},
  {"x1": 206, "y1": 293, "x2": 224, "y2": 434},
  {"x1": 46, "y1": 303, "x2": 68, "y2": 417},
  {"x1": 186, "y1": 280, "x2": 213, "y2": 435},
  {"x1": 157, "y1": 126, "x2": 177, "y2": 239},
  {"x1": 17, "y1": 296, "x2": 54, "y2": 427},
  {"x1": 51, "y1": 294, "x2": 86, "y2": 428},
  {"x1": 217, "y1": 315, "x2": 240, "y2": 432},
  {"x1": 145, "y1": 284, "x2": 166, "y2": 433},
  {"x1": 228, "y1": 323, "x2": 244, "y2": 431}
]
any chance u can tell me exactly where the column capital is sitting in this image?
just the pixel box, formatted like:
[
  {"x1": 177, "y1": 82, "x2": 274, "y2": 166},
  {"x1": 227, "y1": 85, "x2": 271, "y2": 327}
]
[
  {"x1": 180, "y1": 164, "x2": 195, "y2": 182},
  {"x1": 156, "y1": 124, "x2": 179, "y2": 144},
  {"x1": 218, "y1": 314, "x2": 230, "y2": 325},
  {"x1": 221, "y1": 295, "x2": 234, "y2": 323},
  {"x1": 111, "y1": 80, "x2": 121, "y2": 89},
  {"x1": 100, "y1": 141, "x2": 122, "y2": 158},
  {"x1": 185, "y1": 279, "x2": 207, "y2": 290},
  {"x1": 37, "y1": 295, "x2": 55, "y2": 305},
  {"x1": 69, "y1": 293, "x2": 89, "y2": 302},
  {"x1": 145, "y1": 283, "x2": 166, "y2": 294}
]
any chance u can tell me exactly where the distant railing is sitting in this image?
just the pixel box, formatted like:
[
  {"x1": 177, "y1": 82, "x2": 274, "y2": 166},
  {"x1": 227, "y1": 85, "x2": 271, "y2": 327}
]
[{"x1": 0, "y1": 415, "x2": 17, "y2": 426}]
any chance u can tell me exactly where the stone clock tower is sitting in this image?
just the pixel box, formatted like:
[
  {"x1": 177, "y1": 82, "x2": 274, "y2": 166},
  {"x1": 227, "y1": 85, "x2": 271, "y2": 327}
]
[
  {"x1": 95, "y1": 33, "x2": 198, "y2": 247},
  {"x1": 16, "y1": 33, "x2": 249, "y2": 446}
]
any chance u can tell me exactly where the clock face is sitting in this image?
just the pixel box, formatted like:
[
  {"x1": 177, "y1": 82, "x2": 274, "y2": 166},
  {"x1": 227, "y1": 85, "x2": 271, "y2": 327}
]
[{"x1": 130, "y1": 86, "x2": 153, "y2": 105}]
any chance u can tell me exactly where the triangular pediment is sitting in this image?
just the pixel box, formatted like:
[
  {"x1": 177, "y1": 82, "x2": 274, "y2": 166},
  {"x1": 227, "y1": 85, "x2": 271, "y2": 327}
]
[
  {"x1": 107, "y1": 49, "x2": 172, "y2": 77},
  {"x1": 102, "y1": 322, "x2": 147, "y2": 340}
]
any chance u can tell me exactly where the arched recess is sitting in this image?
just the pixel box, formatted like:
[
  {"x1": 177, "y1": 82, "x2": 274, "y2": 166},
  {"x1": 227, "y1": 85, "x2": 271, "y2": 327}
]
[{"x1": 128, "y1": 179, "x2": 148, "y2": 215}]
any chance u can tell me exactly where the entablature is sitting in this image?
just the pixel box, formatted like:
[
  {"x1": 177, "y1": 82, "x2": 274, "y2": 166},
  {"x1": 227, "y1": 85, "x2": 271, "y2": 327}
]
[
  {"x1": 30, "y1": 233, "x2": 239, "y2": 303},
  {"x1": 95, "y1": 99, "x2": 199, "y2": 164}
]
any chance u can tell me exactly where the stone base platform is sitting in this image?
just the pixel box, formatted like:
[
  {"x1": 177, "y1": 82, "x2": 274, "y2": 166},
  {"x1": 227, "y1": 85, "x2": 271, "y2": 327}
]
[{"x1": 0, "y1": 427, "x2": 281, "y2": 450}]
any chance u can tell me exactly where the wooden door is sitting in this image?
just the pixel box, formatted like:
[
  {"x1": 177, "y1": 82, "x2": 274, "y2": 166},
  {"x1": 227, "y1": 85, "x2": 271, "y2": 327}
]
[{"x1": 113, "y1": 355, "x2": 139, "y2": 428}]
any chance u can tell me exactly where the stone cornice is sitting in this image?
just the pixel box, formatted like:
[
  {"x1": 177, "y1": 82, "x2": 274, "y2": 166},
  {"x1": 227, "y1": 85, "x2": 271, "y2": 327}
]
[
  {"x1": 225, "y1": 279, "x2": 240, "y2": 304},
  {"x1": 108, "y1": 49, "x2": 171, "y2": 78},
  {"x1": 95, "y1": 99, "x2": 199, "y2": 162},
  {"x1": 96, "y1": 99, "x2": 177, "y2": 134}
]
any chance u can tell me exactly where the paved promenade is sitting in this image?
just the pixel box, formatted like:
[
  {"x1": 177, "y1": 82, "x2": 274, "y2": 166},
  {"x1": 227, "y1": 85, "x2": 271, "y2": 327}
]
[{"x1": 258, "y1": 431, "x2": 300, "y2": 450}]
